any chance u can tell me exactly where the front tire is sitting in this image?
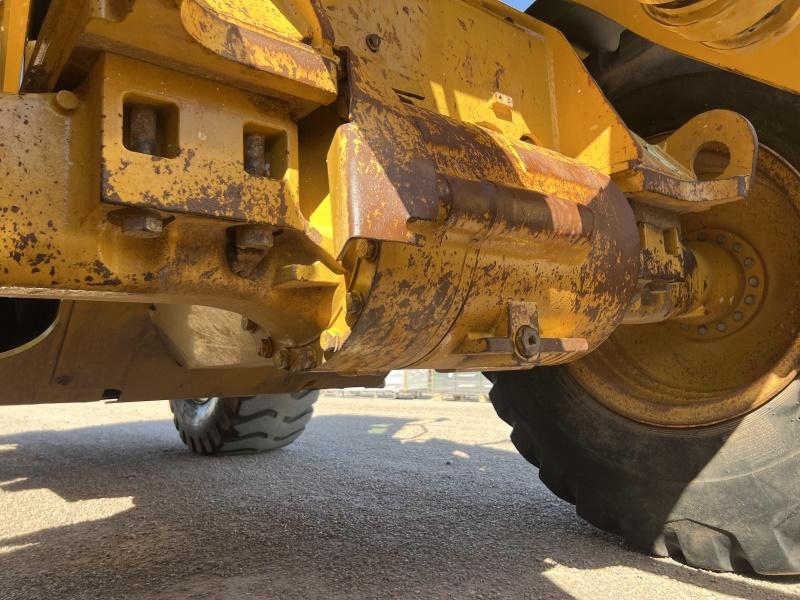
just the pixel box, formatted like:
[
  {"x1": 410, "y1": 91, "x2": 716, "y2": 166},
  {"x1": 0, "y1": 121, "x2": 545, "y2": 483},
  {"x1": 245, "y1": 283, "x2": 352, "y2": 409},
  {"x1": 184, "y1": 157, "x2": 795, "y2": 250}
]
[
  {"x1": 170, "y1": 391, "x2": 318, "y2": 455},
  {"x1": 490, "y1": 33, "x2": 800, "y2": 574}
]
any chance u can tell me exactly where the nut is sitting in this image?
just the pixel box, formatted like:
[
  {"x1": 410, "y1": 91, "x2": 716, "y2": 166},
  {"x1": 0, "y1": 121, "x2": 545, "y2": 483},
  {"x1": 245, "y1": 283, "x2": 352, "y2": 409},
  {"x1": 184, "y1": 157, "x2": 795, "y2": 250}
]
[
  {"x1": 297, "y1": 347, "x2": 317, "y2": 371},
  {"x1": 355, "y1": 239, "x2": 378, "y2": 262},
  {"x1": 257, "y1": 336, "x2": 274, "y2": 358},
  {"x1": 108, "y1": 208, "x2": 166, "y2": 238},
  {"x1": 241, "y1": 317, "x2": 259, "y2": 333},
  {"x1": 514, "y1": 325, "x2": 540, "y2": 359},
  {"x1": 274, "y1": 348, "x2": 292, "y2": 371}
]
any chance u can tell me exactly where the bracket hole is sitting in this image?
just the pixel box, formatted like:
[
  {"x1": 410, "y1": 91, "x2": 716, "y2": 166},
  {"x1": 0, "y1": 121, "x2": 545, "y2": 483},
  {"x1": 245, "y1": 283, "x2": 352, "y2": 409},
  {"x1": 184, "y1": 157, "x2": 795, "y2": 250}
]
[
  {"x1": 122, "y1": 96, "x2": 180, "y2": 158},
  {"x1": 243, "y1": 125, "x2": 288, "y2": 179},
  {"x1": 692, "y1": 141, "x2": 731, "y2": 181}
]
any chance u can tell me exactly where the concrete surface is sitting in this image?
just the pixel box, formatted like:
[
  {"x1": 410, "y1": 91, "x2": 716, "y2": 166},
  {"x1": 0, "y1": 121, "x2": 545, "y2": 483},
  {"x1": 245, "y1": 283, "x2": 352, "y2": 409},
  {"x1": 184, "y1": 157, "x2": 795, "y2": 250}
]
[{"x1": 1, "y1": 396, "x2": 800, "y2": 600}]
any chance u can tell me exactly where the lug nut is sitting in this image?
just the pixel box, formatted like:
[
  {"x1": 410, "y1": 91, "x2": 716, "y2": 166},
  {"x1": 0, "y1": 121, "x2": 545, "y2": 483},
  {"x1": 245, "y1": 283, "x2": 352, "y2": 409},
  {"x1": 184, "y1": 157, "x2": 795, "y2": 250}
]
[{"x1": 346, "y1": 291, "x2": 365, "y2": 316}]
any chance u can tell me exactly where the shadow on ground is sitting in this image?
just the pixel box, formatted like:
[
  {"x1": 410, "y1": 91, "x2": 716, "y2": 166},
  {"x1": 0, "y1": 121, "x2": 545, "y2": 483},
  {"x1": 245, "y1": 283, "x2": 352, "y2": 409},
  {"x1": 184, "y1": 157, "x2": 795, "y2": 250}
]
[{"x1": 0, "y1": 408, "x2": 798, "y2": 599}]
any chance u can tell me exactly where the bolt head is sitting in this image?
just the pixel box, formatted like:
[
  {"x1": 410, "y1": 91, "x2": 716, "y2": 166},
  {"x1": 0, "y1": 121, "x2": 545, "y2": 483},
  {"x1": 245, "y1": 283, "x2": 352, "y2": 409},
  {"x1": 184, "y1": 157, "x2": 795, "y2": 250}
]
[
  {"x1": 54, "y1": 90, "x2": 80, "y2": 112},
  {"x1": 274, "y1": 348, "x2": 292, "y2": 371},
  {"x1": 366, "y1": 33, "x2": 382, "y2": 52},
  {"x1": 241, "y1": 317, "x2": 259, "y2": 333},
  {"x1": 514, "y1": 325, "x2": 540, "y2": 359},
  {"x1": 257, "y1": 336, "x2": 274, "y2": 358},
  {"x1": 119, "y1": 212, "x2": 164, "y2": 238},
  {"x1": 346, "y1": 291, "x2": 364, "y2": 316},
  {"x1": 356, "y1": 239, "x2": 379, "y2": 262},
  {"x1": 235, "y1": 226, "x2": 274, "y2": 250}
]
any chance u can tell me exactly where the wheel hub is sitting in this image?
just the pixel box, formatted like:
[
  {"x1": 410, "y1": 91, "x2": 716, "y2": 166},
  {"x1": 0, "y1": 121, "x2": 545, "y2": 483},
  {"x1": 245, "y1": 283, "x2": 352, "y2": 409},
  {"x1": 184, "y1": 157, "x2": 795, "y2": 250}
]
[{"x1": 569, "y1": 145, "x2": 800, "y2": 427}]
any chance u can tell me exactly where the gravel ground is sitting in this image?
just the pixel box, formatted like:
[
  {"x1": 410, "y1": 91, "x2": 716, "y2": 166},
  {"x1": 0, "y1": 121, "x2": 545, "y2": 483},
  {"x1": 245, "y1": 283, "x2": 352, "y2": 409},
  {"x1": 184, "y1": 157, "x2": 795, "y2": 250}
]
[{"x1": 1, "y1": 396, "x2": 800, "y2": 599}]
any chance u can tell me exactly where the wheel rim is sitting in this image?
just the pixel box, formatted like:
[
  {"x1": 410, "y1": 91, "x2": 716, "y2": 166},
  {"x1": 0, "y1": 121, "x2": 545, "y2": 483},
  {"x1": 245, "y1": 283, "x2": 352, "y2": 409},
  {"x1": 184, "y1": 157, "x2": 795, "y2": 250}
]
[{"x1": 569, "y1": 144, "x2": 800, "y2": 427}]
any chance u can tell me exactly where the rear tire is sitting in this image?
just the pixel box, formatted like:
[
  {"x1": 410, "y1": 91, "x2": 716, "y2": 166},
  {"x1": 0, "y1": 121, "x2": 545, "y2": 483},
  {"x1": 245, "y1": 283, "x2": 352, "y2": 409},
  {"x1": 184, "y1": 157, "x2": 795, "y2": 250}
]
[
  {"x1": 490, "y1": 34, "x2": 800, "y2": 574},
  {"x1": 170, "y1": 391, "x2": 318, "y2": 455}
]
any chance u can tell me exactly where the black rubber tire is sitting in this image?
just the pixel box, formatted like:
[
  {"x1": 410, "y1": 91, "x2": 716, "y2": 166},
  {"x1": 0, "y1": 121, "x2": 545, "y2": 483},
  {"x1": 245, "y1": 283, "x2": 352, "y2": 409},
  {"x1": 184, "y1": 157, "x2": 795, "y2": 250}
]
[
  {"x1": 170, "y1": 391, "x2": 318, "y2": 455},
  {"x1": 489, "y1": 34, "x2": 800, "y2": 575}
]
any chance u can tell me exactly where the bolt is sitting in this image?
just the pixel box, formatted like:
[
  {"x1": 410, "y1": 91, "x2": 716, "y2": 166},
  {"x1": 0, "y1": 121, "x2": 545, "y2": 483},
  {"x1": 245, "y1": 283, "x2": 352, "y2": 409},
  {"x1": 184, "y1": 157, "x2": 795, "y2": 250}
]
[
  {"x1": 514, "y1": 325, "x2": 540, "y2": 359},
  {"x1": 733, "y1": 311, "x2": 744, "y2": 321},
  {"x1": 129, "y1": 104, "x2": 158, "y2": 155},
  {"x1": 356, "y1": 239, "x2": 379, "y2": 262},
  {"x1": 257, "y1": 336, "x2": 274, "y2": 358},
  {"x1": 698, "y1": 325, "x2": 709, "y2": 335},
  {"x1": 716, "y1": 234, "x2": 726, "y2": 245},
  {"x1": 732, "y1": 242, "x2": 742, "y2": 253},
  {"x1": 744, "y1": 257, "x2": 755, "y2": 268},
  {"x1": 366, "y1": 33, "x2": 382, "y2": 52},
  {"x1": 234, "y1": 225, "x2": 273, "y2": 250},
  {"x1": 241, "y1": 317, "x2": 259, "y2": 333},
  {"x1": 274, "y1": 348, "x2": 292, "y2": 371},
  {"x1": 110, "y1": 208, "x2": 166, "y2": 238},
  {"x1": 244, "y1": 132, "x2": 268, "y2": 177},
  {"x1": 297, "y1": 347, "x2": 317, "y2": 371},
  {"x1": 54, "y1": 90, "x2": 79, "y2": 112},
  {"x1": 716, "y1": 322, "x2": 728, "y2": 332},
  {"x1": 744, "y1": 294, "x2": 756, "y2": 305},
  {"x1": 748, "y1": 276, "x2": 760, "y2": 287},
  {"x1": 346, "y1": 291, "x2": 365, "y2": 316},
  {"x1": 680, "y1": 323, "x2": 690, "y2": 331}
]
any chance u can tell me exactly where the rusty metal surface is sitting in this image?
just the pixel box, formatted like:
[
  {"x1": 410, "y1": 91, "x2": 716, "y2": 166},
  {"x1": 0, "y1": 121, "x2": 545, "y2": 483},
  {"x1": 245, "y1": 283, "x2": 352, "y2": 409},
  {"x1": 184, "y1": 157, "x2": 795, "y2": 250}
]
[{"x1": 0, "y1": 0, "x2": 785, "y2": 409}]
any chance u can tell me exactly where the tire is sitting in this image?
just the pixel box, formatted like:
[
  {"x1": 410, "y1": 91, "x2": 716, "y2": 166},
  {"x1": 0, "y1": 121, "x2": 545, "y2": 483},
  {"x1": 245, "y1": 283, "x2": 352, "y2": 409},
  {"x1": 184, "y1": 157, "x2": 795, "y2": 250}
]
[
  {"x1": 489, "y1": 34, "x2": 800, "y2": 575},
  {"x1": 170, "y1": 391, "x2": 318, "y2": 455}
]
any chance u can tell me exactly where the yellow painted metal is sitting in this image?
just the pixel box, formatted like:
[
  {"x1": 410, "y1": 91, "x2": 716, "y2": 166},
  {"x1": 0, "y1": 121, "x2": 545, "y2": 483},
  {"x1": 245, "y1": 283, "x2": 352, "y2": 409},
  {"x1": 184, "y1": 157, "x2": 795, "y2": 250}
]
[
  {"x1": 571, "y1": 144, "x2": 800, "y2": 427},
  {"x1": 0, "y1": 0, "x2": 777, "y2": 409},
  {"x1": 571, "y1": 0, "x2": 800, "y2": 94},
  {"x1": 0, "y1": 0, "x2": 30, "y2": 93}
]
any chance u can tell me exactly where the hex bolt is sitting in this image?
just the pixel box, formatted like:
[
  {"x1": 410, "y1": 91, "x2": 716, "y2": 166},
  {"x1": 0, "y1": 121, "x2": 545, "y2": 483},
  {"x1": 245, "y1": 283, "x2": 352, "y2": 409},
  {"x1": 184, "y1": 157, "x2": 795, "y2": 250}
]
[
  {"x1": 346, "y1": 291, "x2": 365, "y2": 316},
  {"x1": 244, "y1": 132, "x2": 268, "y2": 177},
  {"x1": 748, "y1": 276, "x2": 760, "y2": 287},
  {"x1": 366, "y1": 33, "x2": 382, "y2": 52},
  {"x1": 744, "y1": 257, "x2": 755, "y2": 268},
  {"x1": 235, "y1": 225, "x2": 273, "y2": 250},
  {"x1": 697, "y1": 325, "x2": 709, "y2": 335},
  {"x1": 716, "y1": 322, "x2": 728, "y2": 333},
  {"x1": 298, "y1": 347, "x2": 317, "y2": 371},
  {"x1": 274, "y1": 348, "x2": 292, "y2": 371},
  {"x1": 514, "y1": 325, "x2": 540, "y2": 359},
  {"x1": 257, "y1": 336, "x2": 274, "y2": 359},
  {"x1": 110, "y1": 208, "x2": 166, "y2": 238},
  {"x1": 129, "y1": 104, "x2": 158, "y2": 155},
  {"x1": 733, "y1": 311, "x2": 744, "y2": 321},
  {"x1": 356, "y1": 239, "x2": 378, "y2": 262},
  {"x1": 54, "y1": 90, "x2": 80, "y2": 112},
  {"x1": 744, "y1": 294, "x2": 756, "y2": 305},
  {"x1": 241, "y1": 317, "x2": 259, "y2": 333}
]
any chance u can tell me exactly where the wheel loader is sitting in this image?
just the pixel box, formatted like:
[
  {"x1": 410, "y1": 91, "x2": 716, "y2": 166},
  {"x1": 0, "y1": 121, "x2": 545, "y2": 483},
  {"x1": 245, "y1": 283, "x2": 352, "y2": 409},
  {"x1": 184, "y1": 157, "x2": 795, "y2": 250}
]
[{"x1": 1, "y1": 0, "x2": 799, "y2": 575}]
